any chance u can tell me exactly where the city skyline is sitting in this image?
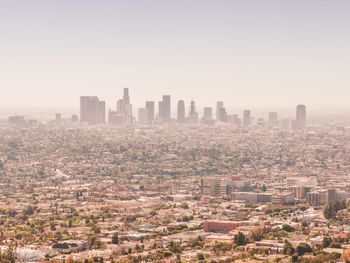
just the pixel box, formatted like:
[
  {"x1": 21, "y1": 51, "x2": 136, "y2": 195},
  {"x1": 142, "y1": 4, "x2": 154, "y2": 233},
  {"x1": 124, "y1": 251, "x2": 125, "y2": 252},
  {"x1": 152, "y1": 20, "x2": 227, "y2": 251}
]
[
  {"x1": 1, "y1": 0, "x2": 350, "y2": 108},
  {"x1": 8, "y1": 86, "x2": 312, "y2": 127},
  {"x1": 1, "y1": 2, "x2": 350, "y2": 262},
  {"x1": 73, "y1": 88, "x2": 308, "y2": 129}
]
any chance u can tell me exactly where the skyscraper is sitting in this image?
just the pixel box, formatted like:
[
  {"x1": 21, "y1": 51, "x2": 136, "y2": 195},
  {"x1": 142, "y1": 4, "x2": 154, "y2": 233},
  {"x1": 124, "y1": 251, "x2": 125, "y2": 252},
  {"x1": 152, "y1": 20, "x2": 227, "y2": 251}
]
[
  {"x1": 203, "y1": 107, "x2": 212, "y2": 120},
  {"x1": 123, "y1": 87, "x2": 130, "y2": 104},
  {"x1": 202, "y1": 107, "x2": 214, "y2": 125},
  {"x1": 80, "y1": 96, "x2": 105, "y2": 125},
  {"x1": 243, "y1": 109, "x2": 251, "y2": 127},
  {"x1": 159, "y1": 95, "x2": 171, "y2": 122},
  {"x1": 108, "y1": 110, "x2": 123, "y2": 125},
  {"x1": 177, "y1": 100, "x2": 185, "y2": 123},
  {"x1": 232, "y1": 114, "x2": 240, "y2": 126},
  {"x1": 188, "y1": 100, "x2": 198, "y2": 123},
  {"x1": 145, "y1": 101, "x2": 155, "y2": 124},
  {"x1": 116, "y1": 88, "x2": 133, "y2": 126},
  {"x1": 219, "y1": 108, "x2": 228, "y2": 122},
  {"x1": 162, "y1": 95, "x2": 171, "y2": 122},
  {"x1": 296, "y1": 104, "x2": 306, "y2": 130},
  {"x1": 216, "y1": 101, "x2": 224, "y2": 121}
]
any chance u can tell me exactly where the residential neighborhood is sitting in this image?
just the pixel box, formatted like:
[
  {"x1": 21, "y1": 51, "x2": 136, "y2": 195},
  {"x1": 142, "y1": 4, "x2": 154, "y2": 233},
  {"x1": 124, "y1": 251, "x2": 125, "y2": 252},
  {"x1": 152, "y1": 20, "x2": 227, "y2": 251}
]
[{"x1": 0, "y1": 121, "x2": 349, "y2": 262}]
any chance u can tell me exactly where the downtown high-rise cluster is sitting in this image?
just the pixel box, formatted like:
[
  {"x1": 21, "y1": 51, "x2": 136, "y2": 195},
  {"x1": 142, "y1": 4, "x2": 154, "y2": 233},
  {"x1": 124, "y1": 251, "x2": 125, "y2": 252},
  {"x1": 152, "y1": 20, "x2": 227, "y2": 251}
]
[{"x1": 79, "y1": 88, "x2": 307, "y2": 130}]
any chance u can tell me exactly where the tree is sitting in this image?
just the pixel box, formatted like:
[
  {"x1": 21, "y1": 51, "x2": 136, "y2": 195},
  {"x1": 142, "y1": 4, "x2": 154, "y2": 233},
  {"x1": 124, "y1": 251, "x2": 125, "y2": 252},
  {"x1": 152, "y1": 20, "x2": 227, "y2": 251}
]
[
  {"x1": 182, "y1": 215, "x2": 191, "y2": 222},
  {"x1": 234, "y1": 231, "x2": 246, "y2": 246},
  {"x1": 212, "y1": 241, "x2": 233, "y2": 253},
  {"x1": 188, "y1": 236, "x2": 204, "y2": 249},
  {"x1": 180, "y1": 203, "x2": 189, "y2": 209},
  {"x1": 262, "y1": 184, "x2": 267, "y2": 192},
  {"x1": 296, "y1": 242, "x2": 312, "y2": 256},
  {"x1": 167, "y1": 241, "x2": 182, "y2": 253},
  {"x1": 0, "y1": 245, "x2": 16, "y2": 263},
  {"x1": 50, "y1": 222, "x2": 56, "y2": 231},
  {"x1": 251, "y1": 226, "x2": 264, "y2": 241},
  {"x1": 150, "y1": 210, "x2": 157, "y2": 216},
  {"x1": 23, "y1": 206, "x2": 35, "y2": 216},
  {"x1": 291, "y1": 254, "x2": 299, "y2": 263},
  {"x1": 163, "y1": 251, "x2": 173, "y2": 258},
  {"x1": 197, "y1": 253, "x2": 205, "y2": 260},
  {"x1": 282, "y1": 224, "x2": 295, "y2": 232},
  {"x1": 323, "y1": 200, "x2": 347, "y2": 220},
  {"x1": 330, "y1": 242, "x2": 341, "y2": 248},
  {"x1": 301, "y1": 221, "x2": 308, "y2": 228},
  {"x1": 135, "y1": 243, "x2": 141, "y2": 251},
  {"x1": 282, "y1": 241, "x2": 295, "y2": 255},
  {"x1": 8, "y1": 210, "x2": 17, "y2": 218},
  {"x1": 112, "y1": 233, "x2": 119, "y2": 244}
]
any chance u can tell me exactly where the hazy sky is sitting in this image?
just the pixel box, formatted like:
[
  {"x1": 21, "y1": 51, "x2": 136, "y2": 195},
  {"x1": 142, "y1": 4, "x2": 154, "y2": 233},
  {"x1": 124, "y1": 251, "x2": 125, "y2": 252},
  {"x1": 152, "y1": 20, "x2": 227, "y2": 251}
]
[{"x1": 1, "y1": 0, "x2": 350, "y2": 109}]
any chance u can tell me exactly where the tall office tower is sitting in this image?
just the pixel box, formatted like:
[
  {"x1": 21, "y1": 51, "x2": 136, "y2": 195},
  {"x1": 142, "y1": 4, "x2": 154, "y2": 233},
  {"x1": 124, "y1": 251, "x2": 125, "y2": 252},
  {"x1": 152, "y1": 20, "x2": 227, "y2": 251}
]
[
  {"x1": 187, "y1": 100, "x2": 198, "y2": 123},
  {"x1": 202, "y1": 107, "x2": 214, "y2": 125},
  {"x1": 108, "y1": 110, "x2": 123, "y2": 125},
  {"x1": 268, "y1": 112, "x2": 278, "y2": 126},
  {"x1": 162, "y1": 95, "x2": 171, "y2": 121},
  {"x1": 9, "y1": 115, "x2": 25, "y2": 125},
  {"x1": 145, "y1": 101, "x2": 155, "y2": 124},
  {"x1": 190, "y1": 100, "x2": 195, "y2": 114},
  {"x1": 203, "y1": 107, "x2": 212, "y2": 120},
  {"x1": 116, "y1": 88, "x2": 133, "y2": 126},
  {"x1": 123, "y1": 87, "x2": 130, "y2": 104},
  {"x1": 219, "y1": 107, "x2": 228, "y2": 122},
  {"x1": 233, "y1": 114, "x2": 241, "y2": 126},
  {"x1": 138, "y1": 108, "x2": 148, "y2": 125},
  {"x1": 117, "y1": 99, "x2": 124, "y2": 114},
  {"x1": 124, "y1": 104, "x2": 133, "y2": 125},
  {"x1": 158, "y1": 95, "x2": 171, "y2": 122},
  {"x1": 80, "y1": 96, "x2": 106, "y2": 125},
  {"x1": 201, "y1": 178, "x2": 221, "y2": 196},
  {"x1": 216, "y1": 101, "x2": 224, "y2": 121},
  {"x1": 243, "y1": 109, "x2": 251, "y2": 127},
  {"x1": 296, "y1": 104, "x2": 306, "y2": 130},
  {"x1": 177, "y1": 100, "x2": 185, "y2": 123},
  {"x1": 80, "y1": 96, "x2": 90, "y2": 124}
]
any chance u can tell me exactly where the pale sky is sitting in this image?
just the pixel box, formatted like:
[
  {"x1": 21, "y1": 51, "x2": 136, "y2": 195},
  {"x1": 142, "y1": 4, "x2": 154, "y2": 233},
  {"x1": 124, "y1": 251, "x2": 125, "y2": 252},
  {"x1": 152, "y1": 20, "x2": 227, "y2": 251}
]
[{"x1": 1, "y1": 0, "x2": 350, "y2": 109}]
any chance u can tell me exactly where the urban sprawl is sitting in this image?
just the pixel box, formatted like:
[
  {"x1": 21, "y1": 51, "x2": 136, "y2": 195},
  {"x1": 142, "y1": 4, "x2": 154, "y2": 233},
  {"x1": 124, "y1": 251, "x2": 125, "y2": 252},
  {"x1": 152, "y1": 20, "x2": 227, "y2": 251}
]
[{"x1": 2, "y1": 88, "x2": 350, "y2": 263}]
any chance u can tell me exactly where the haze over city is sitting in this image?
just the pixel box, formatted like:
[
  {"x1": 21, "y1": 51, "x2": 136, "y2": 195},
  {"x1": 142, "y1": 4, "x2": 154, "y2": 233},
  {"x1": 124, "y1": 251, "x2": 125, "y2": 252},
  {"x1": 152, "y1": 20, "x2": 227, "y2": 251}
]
[
  {"x1": 1, "y1": 0, "x2": 350, "y2": 110},
  {"x1": 1, "y1": 1, "x2": 350, "y2": 263}
]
